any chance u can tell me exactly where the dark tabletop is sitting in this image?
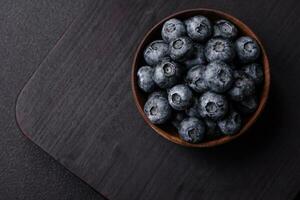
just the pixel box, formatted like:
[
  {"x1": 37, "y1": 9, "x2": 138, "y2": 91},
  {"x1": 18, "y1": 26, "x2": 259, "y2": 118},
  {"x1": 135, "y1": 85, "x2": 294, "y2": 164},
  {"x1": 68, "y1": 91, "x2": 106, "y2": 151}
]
[
  {"x1": 0, "y1": 0, "x2": 103, "y2": 199},
  {"x1": 1, "y1": 0, "x2": 300, "y2": 200},
  {"x1": 14, "y1": 0, "x2": 300, "y2": 200}
]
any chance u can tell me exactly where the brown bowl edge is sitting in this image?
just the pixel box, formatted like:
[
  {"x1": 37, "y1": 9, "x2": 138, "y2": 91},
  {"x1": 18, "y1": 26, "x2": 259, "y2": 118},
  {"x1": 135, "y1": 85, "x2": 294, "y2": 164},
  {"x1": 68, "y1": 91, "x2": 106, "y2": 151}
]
[{"x1": 131, "y1": 8, "x2": 270, "y2": 148}]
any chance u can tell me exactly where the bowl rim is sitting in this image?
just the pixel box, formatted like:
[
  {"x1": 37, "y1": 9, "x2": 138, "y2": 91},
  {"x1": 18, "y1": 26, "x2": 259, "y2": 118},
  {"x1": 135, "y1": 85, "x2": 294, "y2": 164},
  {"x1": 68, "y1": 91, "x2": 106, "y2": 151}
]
[{"x1": 131, "y1": 8, "x2": 270, "y2": 148}]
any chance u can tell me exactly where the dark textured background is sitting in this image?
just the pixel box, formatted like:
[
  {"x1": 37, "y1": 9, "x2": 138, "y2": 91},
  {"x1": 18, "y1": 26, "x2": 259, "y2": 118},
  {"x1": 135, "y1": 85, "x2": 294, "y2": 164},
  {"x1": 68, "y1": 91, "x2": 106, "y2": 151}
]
[
  {"x1": 1, "y1": 0, "x2": 300, "y2": 199},
  {"x1": 15, "y1": 0, "x2": 300, "y2": 200},
  {"x1": 0, "y1": 0, "x2": 104, "y2": 199}
]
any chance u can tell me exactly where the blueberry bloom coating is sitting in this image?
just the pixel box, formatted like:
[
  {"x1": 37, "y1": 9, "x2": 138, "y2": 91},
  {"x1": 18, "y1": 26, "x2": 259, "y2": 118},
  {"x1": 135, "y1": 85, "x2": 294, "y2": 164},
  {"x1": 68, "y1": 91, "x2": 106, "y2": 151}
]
[
  {"x1": 169, "y1": 37, "x2": 193, "y2": 61},
  {"x1": 137, "y1": 66, "x2": 156, "y2": 93},
  {"x1": 153, "y1": 59, "x2": 183, "y2": 89},
  {"x1": 144, "y1": 40, "x2": 169, "y2": 66},
  {"x1": 228, "y1": 71, "x2": 255, "y2": 101},
  {"x1": 213, "y1": 20, "x2": 238, "y2": 39},
  {"x1": 205, "y1": 37, "x2": 235, "y2": 62},
  {"x1": 204, "y1": 61, "x2": 233, "y2": 93},
  {"x1": 161, "y1": 18, "x2": 186, "y2": 42},
  {"x1": 168, "y1": 84, "x2": 193, "y2": 110},
  {"x1": 148, "y1": 90, "x2": 168, "y2": 100},
  {"x1": 198, "y1": 91, "x2": 228, "y2": 120},
  {"x1": 185, "y1": 97, "x2": 201, "y2": 118},
  {"x1": 185, "y1": 15, "x2": 212, "y2": 42},
  {"x1": 140, "y1": 14, "x2": 265, "y2": 143},
  {"x1": 179, "y1": 117, "x2": 206, "y2": 143},
  {"x1": 144, "y1": 96, "x2": 172, "y2": 124},
  {"x1": 185, "y1": 65, "x2": 207, "y2": 93},
  {"x1": 218, "y1": 111, "x2": 242, "y2": 135},
  {"x1": 242, "y1": 63, "x2": 264, "y2": 85},
  {"x1": 235, "y1": 36, "x2": 260, "y2": 63},
  {"x1": 171, "y1": 111, "x2": 186, "y2": 130},
  {"x1": 236, "y1": 95, "x2": 258, "y2": 114}
]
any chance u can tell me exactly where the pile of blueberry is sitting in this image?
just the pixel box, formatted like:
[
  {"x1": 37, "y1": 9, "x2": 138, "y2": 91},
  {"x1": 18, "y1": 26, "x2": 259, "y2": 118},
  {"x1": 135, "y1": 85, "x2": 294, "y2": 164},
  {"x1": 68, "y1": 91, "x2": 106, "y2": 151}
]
[{"x1": 137, "y1": 15, "x2": 264, "y2": 144}]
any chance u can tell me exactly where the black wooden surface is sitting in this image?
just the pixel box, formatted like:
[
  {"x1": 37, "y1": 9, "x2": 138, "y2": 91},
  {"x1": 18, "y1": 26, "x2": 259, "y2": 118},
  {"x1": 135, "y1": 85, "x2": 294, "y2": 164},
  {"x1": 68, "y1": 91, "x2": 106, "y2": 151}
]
[
  {"x1": 0, "y1": 0, "x2": 105, "y2": 199},
  {"x1": 16, "y1": 0, "x2": 300, "y2": 199}
]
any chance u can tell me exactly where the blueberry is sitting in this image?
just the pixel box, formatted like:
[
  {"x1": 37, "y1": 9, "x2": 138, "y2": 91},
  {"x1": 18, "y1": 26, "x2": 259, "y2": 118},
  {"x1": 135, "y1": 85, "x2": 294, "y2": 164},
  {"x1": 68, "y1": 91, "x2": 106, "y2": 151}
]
[
  {"x1": 153, "y1": 58, "x2": 183, "y2": 89},
  {"x1": 185, "y1": 97, "x2": 201, "y2": 118},
  {"x1": 168, "y1": 84, "x2": 193, "y2": 110},
  {"x1": 161, "y1": 18, "x2": 186, "y2": 43},
  {"x1": 218, "y1": 111, "x2": 242, "y2": 135},
  {"x1": 184, "y1": 43, "x2": 206, "y2": 69},
  {"x1": 204, "y1": 119, "x2": 222, "y2": 139},
  {"x1": 169, "y1": 37, "x2": 193, "y2": 61},
  {"x1": 213, "y1": 20, "x2": 238, "y2": 39},
  {"x1": 204, "y1": 61, "x2": 233, "y2": 93},
  {"x1": 235, "y1": 36, "x2": 260, "y2": 63},
  {"x1": 242, "y1": 63, "x2": 264, "y2": 85},
  {"x1": 198, "y1": 91, "x2": 228, "y2": 120},
  {"x1": 228, "y1": 71, "x2": 255, "y2": 101},
  {"x1": 137, "y1": 66, "x2": 156, "y2": 93},
  {"x1": 171, "y1": 112, "x2": 186, "y2": 130},
  {"x1": 179, "y1": 117, "x2": 206, "y2": 143},
  {"x1": 144, "y1": 40, "x2": 169, "y2": 66},
  {"x1": 236, "y1": 95, "x2": 258, "y2": 114},
  {"x1": 185, "y1": 16, "x2": 212, "y2": 42},
  {"x1": 205, "y1": 37, "x2": 235, "y2": 62},
  {"x1": 144, "y1": 95, "x2": 172, "y2": 124},
  {"x1": 185, "y1": 65, "x2": 207, "y2": 93},
  {"x1": 148, "y1": 90, "x2": 168, "y2": 100}
]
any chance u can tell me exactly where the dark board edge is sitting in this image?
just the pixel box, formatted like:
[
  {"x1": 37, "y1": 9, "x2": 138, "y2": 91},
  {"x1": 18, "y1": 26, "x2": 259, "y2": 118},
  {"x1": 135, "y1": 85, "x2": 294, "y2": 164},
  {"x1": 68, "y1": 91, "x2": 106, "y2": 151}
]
[
  {"x1": 14, "y1": 1, "x2": 110, "y2": 199},
  {"x1": 13, "y1": 0, "x2": 300, "y2": 199}
]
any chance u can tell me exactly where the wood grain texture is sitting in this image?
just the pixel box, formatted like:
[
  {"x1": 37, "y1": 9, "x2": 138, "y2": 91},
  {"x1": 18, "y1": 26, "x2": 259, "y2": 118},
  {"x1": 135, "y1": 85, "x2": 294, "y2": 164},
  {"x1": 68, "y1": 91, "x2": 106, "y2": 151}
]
[
  {"x1": 16, "y1": 0, "x2": 300, "y2": 199},
  {"x1": 0, "y1": 0, "x2": 105, "y2": 199}
]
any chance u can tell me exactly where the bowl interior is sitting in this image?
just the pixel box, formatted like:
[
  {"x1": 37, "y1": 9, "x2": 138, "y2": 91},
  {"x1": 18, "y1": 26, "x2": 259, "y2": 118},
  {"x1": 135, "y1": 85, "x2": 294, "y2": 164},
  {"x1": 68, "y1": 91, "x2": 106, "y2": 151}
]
[{"x1": 132, "y1": 9, "x2": 270, "y2": 147}]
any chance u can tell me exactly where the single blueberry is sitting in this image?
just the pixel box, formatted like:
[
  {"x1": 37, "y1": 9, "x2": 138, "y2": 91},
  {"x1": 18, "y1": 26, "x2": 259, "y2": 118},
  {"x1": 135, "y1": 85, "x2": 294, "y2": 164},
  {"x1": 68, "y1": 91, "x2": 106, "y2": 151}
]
[
  {"x1": 204, "y1": 119, "x2": 222, "y2": 139},
  {"x1": 218, "y1": 110, "x2": 242, "y2": 135},
  {"x1": 213, "y1": 20, "x2": 238, "y2": 39},
  {"x1": 161, "y1": 18, "x2": 186, "y2": 43},
  {"x1": 168, "y1": 84, "x2": 193, "y2": 110},
  {"x1": 204, "y1": 61, "x2": 233, "y2": 93},
  {"x1": 185, "y1": 65, "x2": 207, "y2": 93},
  {"x1": 137, "y1": 66, "x2": 156, "y2": 93},
  {"x1": 198, "y1": 91, "x2": 228, "y2": 120},
  {"x1": 242, "y1": 63, "x2": 264, "y2": 85},
  {"x1": 236, "y1": 95, "x2": 258, "y2": 114},
  {"x1": 235, "y1": 36, "x2": 260, "y2": 63},
  {"x1": 144, "y1": 40, "x2": 169, "y2": 66},
  {"x1": 205, "y1": 37, "x2": 235, "y2": 62},
  {"x1": 228, "y1": 71, "x2": 255, "y2": 101},
  {"x1": 171, "y1": 111, "x2": 186, "y2": 130},
  {"x1": 184, "y1": 43, "x2": 206, "y2": 69},
  {"x1": 148, "y1": 90, "x2": 168, "y2": 100},
  {"x1": 185, "y1": 15, "x2": 212, "y2": 42},
  {"x1": 185, "y1": 97, "x2": 201, "y2": 118},
  {"x1": 179, "y1": 117, "x2": 206, "y2": 143},
  {"x1": 153, "y1": 58, "x2": 183, "y2": 89},
  {"x1": 169, "y1": 37, "x2": 193, "y2": 61},
  {"x1": 153, "y1": 59, "x2": 183, "y2": 89},
  {"x1": 144, "y1": 95, "x2": 172, "y2": 124}
]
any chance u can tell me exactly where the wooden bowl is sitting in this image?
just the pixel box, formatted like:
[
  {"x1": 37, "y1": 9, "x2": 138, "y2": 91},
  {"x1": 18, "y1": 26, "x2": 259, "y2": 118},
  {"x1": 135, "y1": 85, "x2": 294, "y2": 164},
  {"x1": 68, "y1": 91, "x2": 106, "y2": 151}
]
[{"x1": 132, "y1": 8, "x2": 270, "y2": 148}]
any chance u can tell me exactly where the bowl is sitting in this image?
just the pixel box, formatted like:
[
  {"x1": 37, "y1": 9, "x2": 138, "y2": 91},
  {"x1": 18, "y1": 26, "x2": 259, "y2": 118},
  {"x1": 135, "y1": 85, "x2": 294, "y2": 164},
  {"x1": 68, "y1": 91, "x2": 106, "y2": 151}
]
[{"x1": 131, "y1": 8, "x2": 270, "y2": 148}]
